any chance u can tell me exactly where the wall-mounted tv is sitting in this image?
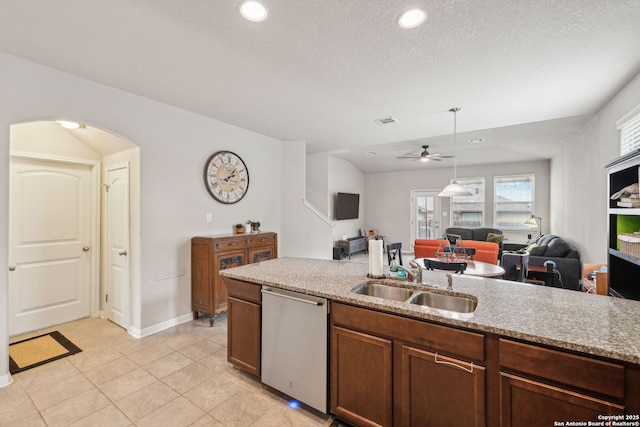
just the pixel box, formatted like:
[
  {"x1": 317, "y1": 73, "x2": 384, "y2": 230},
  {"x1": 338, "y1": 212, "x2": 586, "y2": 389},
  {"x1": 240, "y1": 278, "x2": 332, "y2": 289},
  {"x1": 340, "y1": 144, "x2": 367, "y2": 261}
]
[{"x1": 335, "y1": 192, "x2": 360, "y2": 220}]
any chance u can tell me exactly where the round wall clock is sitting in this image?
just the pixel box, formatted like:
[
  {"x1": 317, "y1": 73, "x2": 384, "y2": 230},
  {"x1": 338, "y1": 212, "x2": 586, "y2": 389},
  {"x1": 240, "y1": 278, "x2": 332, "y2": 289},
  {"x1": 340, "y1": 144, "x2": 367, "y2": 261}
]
[{"x1": 204, "y1": 151, "x2": 250, "y2": 204}]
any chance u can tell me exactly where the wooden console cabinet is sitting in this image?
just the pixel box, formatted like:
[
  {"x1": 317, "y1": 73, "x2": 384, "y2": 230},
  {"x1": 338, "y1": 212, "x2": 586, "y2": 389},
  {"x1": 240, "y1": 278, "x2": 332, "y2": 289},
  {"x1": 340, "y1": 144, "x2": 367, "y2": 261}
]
[{"x1": 191, "y1": 232, "x2": 276, "y2": 326}]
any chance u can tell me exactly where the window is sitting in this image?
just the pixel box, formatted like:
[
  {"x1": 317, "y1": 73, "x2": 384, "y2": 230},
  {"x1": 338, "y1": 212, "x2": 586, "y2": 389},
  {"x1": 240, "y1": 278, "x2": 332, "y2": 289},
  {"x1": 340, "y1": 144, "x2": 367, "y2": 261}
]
[
  {"x1": 494, "y1": 174, "x2": 534, "y2": 230},
  {"x1": 618, "y1": 104, "x2": 640, "y2": 155},
  {"x1": 451, "y1": 178, "x2": 484, "y2": 227}
]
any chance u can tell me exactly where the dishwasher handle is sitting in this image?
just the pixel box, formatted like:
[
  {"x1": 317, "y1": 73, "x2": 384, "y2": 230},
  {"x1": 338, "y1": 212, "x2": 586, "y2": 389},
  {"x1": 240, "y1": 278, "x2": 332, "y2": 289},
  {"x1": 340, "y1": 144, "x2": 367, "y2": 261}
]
[{"x1": 261, "y1": 288, "x2": 324, "y2": 306}]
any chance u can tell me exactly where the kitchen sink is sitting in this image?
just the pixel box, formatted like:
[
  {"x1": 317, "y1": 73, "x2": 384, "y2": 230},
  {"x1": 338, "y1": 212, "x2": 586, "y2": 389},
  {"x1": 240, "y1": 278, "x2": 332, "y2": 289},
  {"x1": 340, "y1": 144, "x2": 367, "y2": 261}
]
[
  {"x1": 351, "y1": 281, "x2": 415, "y2": 302},
  {"x1": 408, "y1": 291, "x2": 477, "y2": 313}
]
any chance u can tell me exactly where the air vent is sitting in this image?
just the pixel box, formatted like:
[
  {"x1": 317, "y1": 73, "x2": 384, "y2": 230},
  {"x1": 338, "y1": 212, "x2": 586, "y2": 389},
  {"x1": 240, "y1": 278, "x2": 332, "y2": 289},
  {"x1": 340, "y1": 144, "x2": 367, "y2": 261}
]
[{"x1": 375, "y1": 117, "x2": 399, "y2": 126}]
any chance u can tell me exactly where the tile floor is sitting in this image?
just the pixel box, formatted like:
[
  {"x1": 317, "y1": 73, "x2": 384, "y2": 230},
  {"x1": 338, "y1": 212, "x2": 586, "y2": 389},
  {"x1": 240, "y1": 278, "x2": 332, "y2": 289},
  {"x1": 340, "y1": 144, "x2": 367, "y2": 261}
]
[{"x1": 1, "y1": 315, "x2": 345, "y2": 426}]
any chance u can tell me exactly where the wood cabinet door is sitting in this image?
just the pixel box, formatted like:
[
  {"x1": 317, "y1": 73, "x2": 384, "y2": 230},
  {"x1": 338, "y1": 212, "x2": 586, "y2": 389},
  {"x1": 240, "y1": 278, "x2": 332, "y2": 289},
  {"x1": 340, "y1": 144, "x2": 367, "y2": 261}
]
[
  {"x1": 500, "y1": 373, "x2": 624, "y2": 427},
  {"x1": 331, "y1": 326, "x2": 393, "y2": 427},
  {"x1": 227, "y1": 296, "x2": 261, "y2": 377},
  {"x1": 248, "y1": 245, "x2": 275, "y2": 264},
  {"x1": 400, "y1": 345, "x2": 486, "y2": 427},
  {"x1": 213, "y1": 250, "x2": 246, "y2": 312}
]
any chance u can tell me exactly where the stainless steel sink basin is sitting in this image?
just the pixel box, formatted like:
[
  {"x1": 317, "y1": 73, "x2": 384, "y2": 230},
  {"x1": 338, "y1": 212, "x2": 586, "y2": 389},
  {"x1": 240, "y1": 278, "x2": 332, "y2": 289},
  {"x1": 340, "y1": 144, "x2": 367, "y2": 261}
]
[
  {"x1": 408, "y1": 291, "x2": 477, "y2": 313},
  {"x1": 351, "y1": 281, "x2": 414, "y2": 302}
]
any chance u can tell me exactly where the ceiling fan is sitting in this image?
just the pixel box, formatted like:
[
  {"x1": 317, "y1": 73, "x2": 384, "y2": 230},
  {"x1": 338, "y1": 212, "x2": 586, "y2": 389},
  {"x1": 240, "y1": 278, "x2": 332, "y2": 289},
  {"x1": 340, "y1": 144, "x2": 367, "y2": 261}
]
[{"x1": 397, "y1": 145, "x2": 453, "y2": 162}]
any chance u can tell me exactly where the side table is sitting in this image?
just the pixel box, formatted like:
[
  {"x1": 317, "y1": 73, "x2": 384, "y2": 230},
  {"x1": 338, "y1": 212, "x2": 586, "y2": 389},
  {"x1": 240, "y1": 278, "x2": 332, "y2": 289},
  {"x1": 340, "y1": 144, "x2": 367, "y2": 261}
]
[{"x1": 337, "y1": 237, "x2": 367, "y2": 259}]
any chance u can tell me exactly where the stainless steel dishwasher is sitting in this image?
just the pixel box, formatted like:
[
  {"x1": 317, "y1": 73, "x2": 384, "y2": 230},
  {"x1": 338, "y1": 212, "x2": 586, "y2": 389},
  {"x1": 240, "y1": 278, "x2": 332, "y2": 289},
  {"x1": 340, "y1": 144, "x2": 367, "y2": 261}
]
[{"x1": 261, "y1": 286, "x2": 328, "y2": 413}]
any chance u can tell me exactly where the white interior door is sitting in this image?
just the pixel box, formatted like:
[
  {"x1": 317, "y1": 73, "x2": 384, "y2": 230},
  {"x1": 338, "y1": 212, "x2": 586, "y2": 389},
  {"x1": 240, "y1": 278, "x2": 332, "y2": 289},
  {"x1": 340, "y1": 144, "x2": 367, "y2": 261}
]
[
  {"x1": 411, "y1": 190, "x2": 442, "y2": 246},
  {"x1": 9, "y1": 157, "x2": 94, "y2": 336},
  {"x1": 104, "y1": 163, "x2": 130, "y2": 329}
]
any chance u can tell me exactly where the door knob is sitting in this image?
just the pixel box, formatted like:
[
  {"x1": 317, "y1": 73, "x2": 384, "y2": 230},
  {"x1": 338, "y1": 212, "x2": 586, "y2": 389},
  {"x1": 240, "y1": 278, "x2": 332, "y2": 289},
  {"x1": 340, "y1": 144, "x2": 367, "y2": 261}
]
[
  {"x1": 8, "y1": 266, "x2": 16, "y2": 271},
  {"x1": 83, "y1": 246, "x2": 90, "y2": 252},
  {"x1": 119, "y1": 250, "x2": 128, "y2": 256}
]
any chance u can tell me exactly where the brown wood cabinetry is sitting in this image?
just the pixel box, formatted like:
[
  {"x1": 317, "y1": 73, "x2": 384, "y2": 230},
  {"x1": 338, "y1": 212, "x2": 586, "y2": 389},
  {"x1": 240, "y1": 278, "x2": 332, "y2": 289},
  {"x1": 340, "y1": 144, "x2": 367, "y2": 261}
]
[
  {"x1": 499, "y1": 338, "x2": 629, "y2": 426},
  {"x1": 332, "y1": 326, "x2": 393, "y2": 427},
  {"x1": 191, "y1": 232, "x2": 276, "y2": 326},
  {"x1": 225, "y1": 277, "x2": 262, "y2": 377},
  {"x1": 330, "y1": 302, "x2": 486, "y2": 427}
]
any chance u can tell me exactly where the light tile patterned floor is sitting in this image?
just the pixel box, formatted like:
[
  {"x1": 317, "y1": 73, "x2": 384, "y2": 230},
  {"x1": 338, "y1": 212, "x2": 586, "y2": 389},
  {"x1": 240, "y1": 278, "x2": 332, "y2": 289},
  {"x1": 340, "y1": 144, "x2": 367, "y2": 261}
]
[{"x1": 1, "y1": 315, "x2": 343, "y2": 426}]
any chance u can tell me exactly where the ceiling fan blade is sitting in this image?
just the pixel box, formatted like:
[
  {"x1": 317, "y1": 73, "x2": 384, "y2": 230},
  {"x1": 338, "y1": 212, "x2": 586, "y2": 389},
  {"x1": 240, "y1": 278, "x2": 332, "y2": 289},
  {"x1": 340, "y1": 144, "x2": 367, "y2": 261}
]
[
  {"x1": 397, "y1": 155, "x2": 419, "y2": 159},
  {"x1": 429, "y1": 157, "x2": 443, "y2": 161}
]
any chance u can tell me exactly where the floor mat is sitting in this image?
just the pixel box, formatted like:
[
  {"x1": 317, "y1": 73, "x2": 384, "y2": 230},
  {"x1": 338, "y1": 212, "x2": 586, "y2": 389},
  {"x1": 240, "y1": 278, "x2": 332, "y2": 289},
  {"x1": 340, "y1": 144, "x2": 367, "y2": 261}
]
[{"x1": 9, "y1": 331, "x2": 82, "y2": 374}]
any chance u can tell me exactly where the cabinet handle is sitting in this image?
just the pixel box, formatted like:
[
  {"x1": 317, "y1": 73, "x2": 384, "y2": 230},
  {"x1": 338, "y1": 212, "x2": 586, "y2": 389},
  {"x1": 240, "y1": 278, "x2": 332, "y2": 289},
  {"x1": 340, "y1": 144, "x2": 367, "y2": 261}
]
[
  {"x1": 229, "y1": 242, "x2": 237, "y2": 246},
  {"x1": 434, "y1": 353, "x2": 474, "y2": 373}
]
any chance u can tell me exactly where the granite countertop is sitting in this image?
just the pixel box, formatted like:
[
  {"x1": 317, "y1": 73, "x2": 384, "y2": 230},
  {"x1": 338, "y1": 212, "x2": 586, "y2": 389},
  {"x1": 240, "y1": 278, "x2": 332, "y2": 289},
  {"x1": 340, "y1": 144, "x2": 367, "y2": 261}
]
[{"x1": 220, "y1": 257, "x2": 640, "y2": 364}]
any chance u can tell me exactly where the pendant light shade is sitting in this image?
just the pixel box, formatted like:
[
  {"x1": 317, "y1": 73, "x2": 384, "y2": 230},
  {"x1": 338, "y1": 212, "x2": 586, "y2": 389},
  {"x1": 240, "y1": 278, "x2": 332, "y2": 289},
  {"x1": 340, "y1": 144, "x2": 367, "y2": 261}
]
[
  {"x1": 439, "y1": 181, "x2": 472, "y2": 197},
  {"x1": 439, "y1": 107, "x2": 472, "y2": 197}
]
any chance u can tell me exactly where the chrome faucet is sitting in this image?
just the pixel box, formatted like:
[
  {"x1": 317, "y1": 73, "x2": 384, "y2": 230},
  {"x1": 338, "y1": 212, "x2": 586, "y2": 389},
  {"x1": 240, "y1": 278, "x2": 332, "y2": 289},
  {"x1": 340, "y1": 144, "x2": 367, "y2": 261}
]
[
  {"x1": 446, "y1": 273, "x2": 453, "y2": 290},
  {"x1": 396, "y1": 265, "x2": 422, "y2": 284}
]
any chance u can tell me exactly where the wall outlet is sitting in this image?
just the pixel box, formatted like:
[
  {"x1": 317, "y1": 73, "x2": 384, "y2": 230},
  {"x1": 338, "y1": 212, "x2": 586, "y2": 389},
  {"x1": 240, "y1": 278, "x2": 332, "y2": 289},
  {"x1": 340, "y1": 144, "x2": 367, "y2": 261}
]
[
  {"x1": 206, "y1": 213, "x2": 212, "y2": 222},
  {"x1": 527, "y1": 234, "x2": 532, "y2": 240}
]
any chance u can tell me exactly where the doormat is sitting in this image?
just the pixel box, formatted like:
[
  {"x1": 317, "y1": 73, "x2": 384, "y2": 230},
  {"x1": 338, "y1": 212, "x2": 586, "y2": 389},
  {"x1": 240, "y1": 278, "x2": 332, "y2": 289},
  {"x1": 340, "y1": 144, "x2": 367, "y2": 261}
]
[{"x1": 9, "y1": 331, "x2": 82, "y2": 374}]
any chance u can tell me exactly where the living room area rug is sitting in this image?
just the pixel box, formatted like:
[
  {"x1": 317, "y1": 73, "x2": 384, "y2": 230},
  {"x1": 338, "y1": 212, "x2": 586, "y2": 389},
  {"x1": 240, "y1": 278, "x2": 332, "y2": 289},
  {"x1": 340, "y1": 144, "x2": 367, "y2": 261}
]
[{"x1": 9, "y1": 331, "x2": 82, "y2": 374}]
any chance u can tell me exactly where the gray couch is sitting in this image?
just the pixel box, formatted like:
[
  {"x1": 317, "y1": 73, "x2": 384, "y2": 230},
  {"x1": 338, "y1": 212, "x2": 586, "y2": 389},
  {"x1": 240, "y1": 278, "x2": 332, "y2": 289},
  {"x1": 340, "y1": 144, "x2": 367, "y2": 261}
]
[
  {"x1": 445, "y1": 227, "x2": 503, "y2": 242},
  {"x1": 501, "y1": 234, "x2": 582, "y2": 291},
  {"x1": 445, "y1": 227, "x2": 505, "y2": 257}
]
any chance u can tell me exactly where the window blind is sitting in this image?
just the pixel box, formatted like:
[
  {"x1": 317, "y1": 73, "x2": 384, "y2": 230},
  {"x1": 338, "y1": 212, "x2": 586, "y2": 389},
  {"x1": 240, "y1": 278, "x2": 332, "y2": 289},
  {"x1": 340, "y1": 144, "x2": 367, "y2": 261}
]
[{"x1": 618, "y1": 105, "x2": 640, "y2": 155}]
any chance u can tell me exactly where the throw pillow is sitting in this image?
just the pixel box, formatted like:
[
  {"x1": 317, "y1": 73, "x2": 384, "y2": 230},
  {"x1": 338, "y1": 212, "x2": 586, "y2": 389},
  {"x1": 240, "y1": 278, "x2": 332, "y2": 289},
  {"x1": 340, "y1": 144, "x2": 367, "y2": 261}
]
[
  {"x1": 544, "y1": 238, "x2": 572, "y2": 257},
  {"x1": 525, "y1": 242, "x2": 539, "y2": 252},
  {"x1": 529, "y1": 245, "x2": 547, "y2": 256},
  {"x1": 486, "y1": 233, "x2": 504, "y2": 245}
]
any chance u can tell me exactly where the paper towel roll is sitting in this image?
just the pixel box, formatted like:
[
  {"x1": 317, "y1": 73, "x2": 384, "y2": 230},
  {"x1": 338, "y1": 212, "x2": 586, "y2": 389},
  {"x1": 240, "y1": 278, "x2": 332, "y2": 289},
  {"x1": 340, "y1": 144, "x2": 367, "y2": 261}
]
[{"x1": 368, "y1": 239, "x2": 384, "y2": 277}]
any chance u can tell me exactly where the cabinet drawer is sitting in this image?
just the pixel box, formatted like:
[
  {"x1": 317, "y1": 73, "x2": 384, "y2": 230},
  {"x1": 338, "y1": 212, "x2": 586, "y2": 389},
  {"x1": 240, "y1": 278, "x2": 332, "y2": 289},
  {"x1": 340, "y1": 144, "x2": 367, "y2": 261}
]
[
  {"x1": 249, "y1": 234, "x2": 276, "y2": 246},
  {"x1": 332, "y1": 303, "x2": 484, "y2": 362},
  {"x1": 215, "y1": 238, "x2": 247, "y2": 251},
  {"x1": 225, "y1": 278, "x2": 261, "y2": 304},
  {"x1": 500, "y1": 339, "x2": 625, "y2": 400}
]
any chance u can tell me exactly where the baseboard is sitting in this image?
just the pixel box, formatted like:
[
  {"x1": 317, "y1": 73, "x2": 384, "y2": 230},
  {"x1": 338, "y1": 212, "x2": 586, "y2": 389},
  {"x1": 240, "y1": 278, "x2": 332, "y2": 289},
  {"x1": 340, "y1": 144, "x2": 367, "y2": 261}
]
[
  {"x1": 0, "y1": 373, "x2": 13, "y2": 388},
  {"x1": 128, "y1": 312, "x2": 194, "y2": 338}
]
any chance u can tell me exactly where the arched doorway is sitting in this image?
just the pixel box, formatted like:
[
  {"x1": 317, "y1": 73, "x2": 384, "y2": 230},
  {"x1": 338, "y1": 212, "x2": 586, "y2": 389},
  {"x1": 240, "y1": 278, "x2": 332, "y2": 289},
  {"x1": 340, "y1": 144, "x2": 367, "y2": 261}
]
[{"x1": 8, "y1": 120, "x2": 139, "y2": 335}]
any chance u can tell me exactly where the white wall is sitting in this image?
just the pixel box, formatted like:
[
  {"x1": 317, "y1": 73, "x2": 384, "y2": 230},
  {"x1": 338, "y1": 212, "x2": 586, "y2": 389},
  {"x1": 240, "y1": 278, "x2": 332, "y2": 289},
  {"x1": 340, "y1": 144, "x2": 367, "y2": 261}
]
[
  {"x1": 281, "y1": 141, "x2": 334, "y2": 259},
  {"x1": 0, "y1": 53, "x2": 286, "y2": 384},
  {"x1": 328, "y1": 156, "x2": 366, "y2": 244},
  {"x1": 306, "y1": 152, "x2": 329, "y2": 214},
  {"x1": 11, "y1": 122, "x2": 102, "y2": 160},
  {"x1": 553, "y1": 70, "x2": 640, "y2": 264},
  {"x1": 364, "y1": 160, "x2": 551, "y2": 252}
]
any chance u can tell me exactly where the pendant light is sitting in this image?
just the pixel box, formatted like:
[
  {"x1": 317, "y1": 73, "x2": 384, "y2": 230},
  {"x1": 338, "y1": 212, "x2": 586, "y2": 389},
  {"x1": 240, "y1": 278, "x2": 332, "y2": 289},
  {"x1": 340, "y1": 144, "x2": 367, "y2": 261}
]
[{"x1": 439, "y1": 107, "x2": 472, "y2": 197}]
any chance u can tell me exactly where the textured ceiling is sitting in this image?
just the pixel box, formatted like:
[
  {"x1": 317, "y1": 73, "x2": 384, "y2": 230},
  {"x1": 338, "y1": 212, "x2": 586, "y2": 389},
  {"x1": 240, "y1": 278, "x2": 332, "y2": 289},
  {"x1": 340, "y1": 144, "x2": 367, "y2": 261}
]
[{"x1": 1, "y1": 0, "x2": 639, "y2": 172}]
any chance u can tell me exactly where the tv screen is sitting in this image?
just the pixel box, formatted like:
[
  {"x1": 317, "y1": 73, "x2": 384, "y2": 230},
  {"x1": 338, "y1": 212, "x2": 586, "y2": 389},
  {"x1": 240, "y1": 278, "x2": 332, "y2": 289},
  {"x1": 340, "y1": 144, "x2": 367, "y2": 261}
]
[{"x1": 335, "y1": 192, "x2": 360, "y2": 220}]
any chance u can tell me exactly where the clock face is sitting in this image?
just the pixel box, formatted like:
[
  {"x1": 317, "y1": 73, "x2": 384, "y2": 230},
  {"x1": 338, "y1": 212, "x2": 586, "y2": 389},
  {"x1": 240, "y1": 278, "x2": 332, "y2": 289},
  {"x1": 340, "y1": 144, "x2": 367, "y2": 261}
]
[{"x1": 204, "y1": 151, "x2": 249, "y2": 204}]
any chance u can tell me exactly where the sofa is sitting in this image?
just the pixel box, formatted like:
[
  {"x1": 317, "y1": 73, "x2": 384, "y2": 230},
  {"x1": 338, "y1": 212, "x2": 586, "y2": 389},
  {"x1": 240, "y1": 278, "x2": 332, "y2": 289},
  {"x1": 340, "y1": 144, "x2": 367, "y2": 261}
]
[
  {"x1": 414, "y1": 239, "x2": 450, "y2": 258},
  {"x1": 414, "y1": 238, "x2": 499, "y2": 264},
  {"x1": 501, "y1": 234, "x2": 582, "y2": 291},
  {"x1": 445, "y1": 227, "x2": 504, "y2": 243},
  {"x1": 445, "y1": 227, "x2": 504, "y2": 263}
]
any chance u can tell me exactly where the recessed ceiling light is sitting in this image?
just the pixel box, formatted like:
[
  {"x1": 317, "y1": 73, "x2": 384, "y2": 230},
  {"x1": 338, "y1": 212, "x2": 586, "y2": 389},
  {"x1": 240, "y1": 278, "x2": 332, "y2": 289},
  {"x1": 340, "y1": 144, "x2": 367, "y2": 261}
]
[
  {"x1": 56, "y1": 120, "x2": 84, "y2": 129},
  {"x1": 468, "y1": 138, "x2": 485, "y2": 144},
  {"x1": 366, "y1": 151, "x2": 377, "y2": 156},
  {"x1": 398, "y1": 8, "x2": 427, "y2": 29},
  {"x1": 239, "y1": 1, "x2": 268, "y2": 22}
]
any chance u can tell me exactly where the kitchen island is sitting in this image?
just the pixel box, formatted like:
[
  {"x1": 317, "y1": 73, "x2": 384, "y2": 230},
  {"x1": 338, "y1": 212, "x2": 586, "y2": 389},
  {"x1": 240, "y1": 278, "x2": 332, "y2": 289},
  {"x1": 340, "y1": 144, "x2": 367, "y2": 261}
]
[{"x1": 220, "y1": 257, "x2": 640, "y2": 427}]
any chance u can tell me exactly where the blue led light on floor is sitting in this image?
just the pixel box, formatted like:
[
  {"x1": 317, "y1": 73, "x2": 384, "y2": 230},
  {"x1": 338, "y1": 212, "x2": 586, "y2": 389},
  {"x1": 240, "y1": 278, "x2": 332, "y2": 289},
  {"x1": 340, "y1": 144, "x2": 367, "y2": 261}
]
[{"x1": 288, "y1": 400, "x2": 300, "y2": 409}]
